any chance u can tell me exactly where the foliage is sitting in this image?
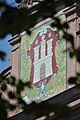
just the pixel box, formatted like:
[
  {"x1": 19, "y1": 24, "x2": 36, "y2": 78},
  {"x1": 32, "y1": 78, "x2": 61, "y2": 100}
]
[{"x1": 0, "y1": 0, "x2": 80, "y2": 120}]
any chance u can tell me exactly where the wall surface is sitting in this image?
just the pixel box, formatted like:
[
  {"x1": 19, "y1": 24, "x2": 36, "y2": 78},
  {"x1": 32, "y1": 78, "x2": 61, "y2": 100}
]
[{"x1": 7, "y1": 3, "x2": 79, "y2": 103}]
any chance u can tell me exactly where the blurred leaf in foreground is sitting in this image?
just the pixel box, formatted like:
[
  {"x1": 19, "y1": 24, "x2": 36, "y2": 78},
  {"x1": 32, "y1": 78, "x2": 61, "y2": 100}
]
[
  {"x1": 0, "y1": 51, "x2": 6, "y2": 61},
  {"x1": 52, "y1": 104, "x2": 71, "y2": 117}
]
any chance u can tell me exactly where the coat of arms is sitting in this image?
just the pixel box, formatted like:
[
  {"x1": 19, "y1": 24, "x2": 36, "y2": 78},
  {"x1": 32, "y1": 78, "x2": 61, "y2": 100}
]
[{"x1": 27, "y1": 26, "x2": 60, "y2": 91}]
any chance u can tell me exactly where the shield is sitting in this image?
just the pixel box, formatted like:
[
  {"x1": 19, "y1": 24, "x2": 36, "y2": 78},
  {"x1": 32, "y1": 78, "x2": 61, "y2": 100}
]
[{"x1": 27, "y1": 26, "x2": 60, "y2": 91}]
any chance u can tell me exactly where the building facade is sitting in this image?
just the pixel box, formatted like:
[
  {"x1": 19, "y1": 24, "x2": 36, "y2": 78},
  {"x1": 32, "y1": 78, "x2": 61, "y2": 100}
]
[{"x1": 1, "y1": 0, "x2": 80, "y2": 119}]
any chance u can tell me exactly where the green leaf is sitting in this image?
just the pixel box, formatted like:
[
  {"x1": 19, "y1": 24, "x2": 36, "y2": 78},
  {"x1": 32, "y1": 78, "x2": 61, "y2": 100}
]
[
  {"x1": 9, "y1": 76, "x2": 16, "y2": 86},
  {"x1": 63, "y1": 0, "x2": 75, "y2": 7},
  {"x1": 8, "y1": 104, "x2": 17, "y2": 111},
  {"x1": 52, "y1": 104, "x2": 71, "y2": 117},
  {"x1": 0, "y1": 96, "x2": 7, "y2": 120},
  {"x1": 68, "y1": 77, "x2": 77, "y2": 84},
  {"x1": 76, "y1": 84, "x2": 80, "y2": 89},
  {"x1": 69, "y1": 49, "x2": 75, "y2": 58},
  {"x1": 63, "y1": 33, "x2": 74, "y2": 48},
  {"x1": 0, "y1": 82, "x2": 7, "y2": 91},
  {"x1": 76, "y1": 48, "x2": 80, "y2": 63},
  {"x1": 62, "y1": 22, "x2": 69, "y2": 29},
  {"x1": 8, "y1": 91, "x2": 16, "y2": 99},
  {"x1": 0, "y1": 51, "x2": 6, "y2": 61}
]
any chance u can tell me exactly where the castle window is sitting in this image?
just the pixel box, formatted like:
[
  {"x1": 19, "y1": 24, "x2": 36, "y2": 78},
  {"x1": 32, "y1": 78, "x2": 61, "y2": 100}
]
[
  {"x1": 47, "y1": 39, "x2": 53, "y2": 54},
  {"x1": 41, "y1": 40, "x2": 46, "y2": 58},
  {"x1": 34, "y1": 46, "x2": 39, "y2": 61},
  {"x1": 40, "y1": 63, "x2": 45, "y2": 79}
]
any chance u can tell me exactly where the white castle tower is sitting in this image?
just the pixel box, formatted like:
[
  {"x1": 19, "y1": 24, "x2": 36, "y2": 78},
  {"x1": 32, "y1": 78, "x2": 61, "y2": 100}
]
[{"x1": 33, "y1": 38, "x2": 53, "y2": 83}]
